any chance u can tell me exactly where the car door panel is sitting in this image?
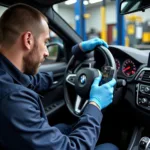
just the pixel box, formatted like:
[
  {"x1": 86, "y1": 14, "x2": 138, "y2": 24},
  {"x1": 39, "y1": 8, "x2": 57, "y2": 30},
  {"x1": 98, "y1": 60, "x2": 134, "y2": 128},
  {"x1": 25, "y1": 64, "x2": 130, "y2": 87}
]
[{"x1": 39, "y1": 62, "x2": 67, "y2": 118}]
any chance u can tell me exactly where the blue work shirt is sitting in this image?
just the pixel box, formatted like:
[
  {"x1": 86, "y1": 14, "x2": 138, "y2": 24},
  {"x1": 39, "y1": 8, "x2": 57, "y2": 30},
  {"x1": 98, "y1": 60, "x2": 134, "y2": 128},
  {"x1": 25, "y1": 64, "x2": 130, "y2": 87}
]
[{"x1": 0, "y1": 45, "x2": 103, "y2": 150}]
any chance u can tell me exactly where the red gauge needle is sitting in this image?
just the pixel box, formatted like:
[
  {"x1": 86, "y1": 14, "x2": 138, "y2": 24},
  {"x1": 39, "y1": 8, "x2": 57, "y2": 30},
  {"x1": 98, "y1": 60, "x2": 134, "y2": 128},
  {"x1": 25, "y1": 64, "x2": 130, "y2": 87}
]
[{"x1": 123, "y1": 66, "x2": 131, "y2": 72}]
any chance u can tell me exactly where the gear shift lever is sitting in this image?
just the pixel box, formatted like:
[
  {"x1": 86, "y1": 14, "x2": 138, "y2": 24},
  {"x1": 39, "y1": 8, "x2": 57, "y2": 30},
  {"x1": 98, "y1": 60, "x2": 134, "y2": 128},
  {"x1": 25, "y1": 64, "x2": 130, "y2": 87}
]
[{"x1": 139, "y1": 137, "x2": 150, "y2": 150}]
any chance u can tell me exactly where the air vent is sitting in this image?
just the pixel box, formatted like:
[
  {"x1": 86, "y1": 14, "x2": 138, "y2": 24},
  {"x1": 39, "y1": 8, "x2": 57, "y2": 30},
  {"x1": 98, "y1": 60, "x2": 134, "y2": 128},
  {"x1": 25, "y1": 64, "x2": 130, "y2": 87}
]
[{"x1": 142, "y1": 71, "x2": 150, "y2": 82}]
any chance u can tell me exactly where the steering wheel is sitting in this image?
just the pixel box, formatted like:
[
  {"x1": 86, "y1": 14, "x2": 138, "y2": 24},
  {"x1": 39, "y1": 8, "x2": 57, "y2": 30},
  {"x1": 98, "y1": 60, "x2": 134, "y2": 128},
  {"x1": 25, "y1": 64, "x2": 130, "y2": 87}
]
[{"x1": 64, "y1": 46, "x2": 117, "y2": 117}]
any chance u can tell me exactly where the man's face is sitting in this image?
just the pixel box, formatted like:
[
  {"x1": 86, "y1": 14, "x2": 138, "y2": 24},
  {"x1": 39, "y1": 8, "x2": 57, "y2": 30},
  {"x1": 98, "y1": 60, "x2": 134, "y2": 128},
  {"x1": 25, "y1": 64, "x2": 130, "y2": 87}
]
[{"x1": 23, "y1": 18, "x2": 49, "y2": 75}]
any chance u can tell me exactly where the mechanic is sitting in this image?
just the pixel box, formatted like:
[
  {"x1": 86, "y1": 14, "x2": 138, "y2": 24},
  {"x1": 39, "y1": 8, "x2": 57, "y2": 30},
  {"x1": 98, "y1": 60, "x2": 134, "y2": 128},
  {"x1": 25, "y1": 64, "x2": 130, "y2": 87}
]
[{"x1": 0, "y1": 4, "x2": 118, "y2": 150}]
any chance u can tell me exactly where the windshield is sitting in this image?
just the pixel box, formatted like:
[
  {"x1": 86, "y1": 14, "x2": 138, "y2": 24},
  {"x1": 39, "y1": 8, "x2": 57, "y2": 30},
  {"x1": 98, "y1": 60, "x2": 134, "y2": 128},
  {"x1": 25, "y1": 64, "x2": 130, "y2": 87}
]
[{"x1": 53, "y1": 1, "x2": 150, "y2": 50}]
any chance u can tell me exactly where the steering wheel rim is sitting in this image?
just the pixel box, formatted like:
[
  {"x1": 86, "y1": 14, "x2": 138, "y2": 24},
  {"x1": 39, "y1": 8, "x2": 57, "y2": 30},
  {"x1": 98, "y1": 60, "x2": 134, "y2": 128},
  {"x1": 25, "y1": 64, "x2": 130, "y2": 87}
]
[{"x1": 64, "y1": 46, "x2": 117, "y2": 117}]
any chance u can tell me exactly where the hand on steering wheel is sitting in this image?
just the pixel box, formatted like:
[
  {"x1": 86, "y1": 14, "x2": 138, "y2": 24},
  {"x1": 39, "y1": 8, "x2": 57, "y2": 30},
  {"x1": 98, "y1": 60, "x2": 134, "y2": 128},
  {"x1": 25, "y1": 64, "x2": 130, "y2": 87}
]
[
  {"x1": 65, "y1": 38, "x2": 117, "y2": 116},
  {"x1": 79, "y1": 38, "x2": 109, "y2": 52},
  {"x1": 89, "y1": 73, "x2": 116, "y2": 110}
]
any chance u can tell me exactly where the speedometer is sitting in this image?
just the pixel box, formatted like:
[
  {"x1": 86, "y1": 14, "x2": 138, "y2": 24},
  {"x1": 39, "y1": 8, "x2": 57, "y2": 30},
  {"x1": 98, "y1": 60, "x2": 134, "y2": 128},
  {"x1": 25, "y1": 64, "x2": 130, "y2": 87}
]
[{"x1": 122, "y1": 59, "x2": 137, "y2": 77}]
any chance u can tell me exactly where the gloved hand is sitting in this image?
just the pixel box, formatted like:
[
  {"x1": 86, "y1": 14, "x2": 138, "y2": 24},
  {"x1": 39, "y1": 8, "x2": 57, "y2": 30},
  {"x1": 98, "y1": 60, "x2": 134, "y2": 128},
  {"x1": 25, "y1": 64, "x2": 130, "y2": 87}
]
[
  {"x1": 79, "y1": 38, "x2": 108, "y2": 52},
  {"x1": 89, "y1": 74, "x2": 116, "y2": 110}
]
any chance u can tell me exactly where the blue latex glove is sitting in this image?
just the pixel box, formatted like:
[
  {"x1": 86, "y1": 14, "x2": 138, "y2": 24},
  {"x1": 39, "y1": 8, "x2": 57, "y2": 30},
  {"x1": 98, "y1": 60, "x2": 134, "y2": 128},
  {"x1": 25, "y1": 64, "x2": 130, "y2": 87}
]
[
  {"x1": 89, "y1": 74, "x2": 116, "y2": 110},
  {"x1": 80, "y1": 38, "x2": 108, "y2": 52}
]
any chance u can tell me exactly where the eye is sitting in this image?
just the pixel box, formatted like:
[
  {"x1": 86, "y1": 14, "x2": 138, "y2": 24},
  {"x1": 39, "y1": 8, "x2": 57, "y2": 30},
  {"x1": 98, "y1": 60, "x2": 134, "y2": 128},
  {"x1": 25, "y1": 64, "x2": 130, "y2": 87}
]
[{"x1": 45, "y1": 40, "x2": 49, "y2": 46}]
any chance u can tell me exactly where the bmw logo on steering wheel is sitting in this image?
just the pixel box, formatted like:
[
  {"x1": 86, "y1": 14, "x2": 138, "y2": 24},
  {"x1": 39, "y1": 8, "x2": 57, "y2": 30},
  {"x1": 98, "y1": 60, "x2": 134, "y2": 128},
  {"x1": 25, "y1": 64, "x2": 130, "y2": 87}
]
[{"x1": 80, "y1": 75, "x2": 86, "y2": 84}]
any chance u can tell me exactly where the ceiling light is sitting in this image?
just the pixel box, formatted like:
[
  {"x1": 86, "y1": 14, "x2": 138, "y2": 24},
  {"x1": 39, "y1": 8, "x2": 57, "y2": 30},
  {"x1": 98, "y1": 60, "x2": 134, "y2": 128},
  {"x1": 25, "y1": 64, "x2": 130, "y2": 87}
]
[
  {"x1": 89, "y1": 0, "x2": 103, "y2": 4},
  {"x1": 65, "y1": 0, "x2": 77, "y2": 5},
  {"x1": 83, "y1": 0, "x2": 89, "y2": 5}
]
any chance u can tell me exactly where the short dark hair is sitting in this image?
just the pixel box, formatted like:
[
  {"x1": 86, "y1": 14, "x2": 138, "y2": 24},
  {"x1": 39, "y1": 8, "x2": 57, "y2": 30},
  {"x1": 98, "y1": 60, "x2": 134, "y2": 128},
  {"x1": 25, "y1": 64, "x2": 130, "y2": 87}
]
[{"x1": 0, "y1": 3, "x2": 48, "y2": 49}]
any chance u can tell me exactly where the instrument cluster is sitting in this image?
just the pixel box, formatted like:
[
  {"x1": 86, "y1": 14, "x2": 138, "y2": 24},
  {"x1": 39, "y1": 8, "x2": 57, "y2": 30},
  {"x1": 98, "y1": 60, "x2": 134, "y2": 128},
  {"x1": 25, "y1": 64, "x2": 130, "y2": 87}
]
[{"x1": 115, "y1": 58, "x2": 138, "y2": 78}]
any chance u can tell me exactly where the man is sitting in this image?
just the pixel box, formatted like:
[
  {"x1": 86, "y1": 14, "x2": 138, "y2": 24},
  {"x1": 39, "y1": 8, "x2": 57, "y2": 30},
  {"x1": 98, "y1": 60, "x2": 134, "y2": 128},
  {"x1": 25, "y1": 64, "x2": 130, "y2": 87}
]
[{"x1": 0, "y1": 4, "x2": 118, "y2": 150}]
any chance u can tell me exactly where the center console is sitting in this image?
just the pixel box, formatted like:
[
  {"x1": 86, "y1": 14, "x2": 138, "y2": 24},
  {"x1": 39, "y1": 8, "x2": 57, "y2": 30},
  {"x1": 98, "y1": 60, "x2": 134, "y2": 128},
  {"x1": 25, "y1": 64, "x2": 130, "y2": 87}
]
[
  {"x1": 136, "y1": 68, "x2": 150, "y2": 111},
  {"x1": 136, "y1": 53, "x2": 150, "y2": 111},
  {"x1": 127, "y1": 54, "x2": 150, "y2": 150},
  {"x1": 127, "y1": 127, "x2": 150, "y2": 150}
]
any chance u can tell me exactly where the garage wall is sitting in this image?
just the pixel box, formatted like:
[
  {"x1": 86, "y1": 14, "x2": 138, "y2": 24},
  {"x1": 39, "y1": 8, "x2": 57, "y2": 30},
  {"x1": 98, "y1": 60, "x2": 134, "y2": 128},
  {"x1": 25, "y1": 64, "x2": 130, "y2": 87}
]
[
  {"x1": 86, "y1": 2, "x2": 116, "y2": 32},
  {"x1": 57, "y1": 3, "x2": 149, "y2": 33},
  {"x1": 126, "y1": 9, "x2": 150, "y2": 22},
  {"x1": 57, "y1": 2, "x2": 116, "y2": 33},
  {"x1": 55, "y1": 6, "x2": 75, "y2": 29}
]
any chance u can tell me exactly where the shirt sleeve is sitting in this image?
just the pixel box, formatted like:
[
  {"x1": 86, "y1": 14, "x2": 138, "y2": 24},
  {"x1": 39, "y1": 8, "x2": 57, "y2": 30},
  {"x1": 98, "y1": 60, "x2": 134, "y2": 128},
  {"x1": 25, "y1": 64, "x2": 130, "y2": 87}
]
[
  {"x1": 27, "y1": 72, "x2": 53, "y2": 93},
  {"x1": 2, "y1": 89, "x2": 103, "y2": 150}
]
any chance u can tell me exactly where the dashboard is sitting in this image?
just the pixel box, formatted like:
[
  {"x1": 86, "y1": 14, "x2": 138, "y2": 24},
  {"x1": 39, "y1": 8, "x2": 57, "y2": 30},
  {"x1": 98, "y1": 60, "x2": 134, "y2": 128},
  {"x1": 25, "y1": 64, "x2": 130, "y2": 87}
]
[
  {"x1": 107, "y1": 45, "x2": 150, "y2": 124},
  {"x1": 93, "y1": 45, "x2": 149, "y2": 81}
]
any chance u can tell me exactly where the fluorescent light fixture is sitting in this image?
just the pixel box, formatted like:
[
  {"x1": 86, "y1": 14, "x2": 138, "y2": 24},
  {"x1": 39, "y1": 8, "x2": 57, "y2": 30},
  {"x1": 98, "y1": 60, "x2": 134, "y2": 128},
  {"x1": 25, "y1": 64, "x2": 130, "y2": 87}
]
[
  {"x1": 89, "y1": 0, "x2": 103, "y2": 4},
  {"x1": 65, "y1": 0, "x2": 77, "y2": 5},
  {"x1": 83, "y1": 0, "x2": 89, "y2": 5}
]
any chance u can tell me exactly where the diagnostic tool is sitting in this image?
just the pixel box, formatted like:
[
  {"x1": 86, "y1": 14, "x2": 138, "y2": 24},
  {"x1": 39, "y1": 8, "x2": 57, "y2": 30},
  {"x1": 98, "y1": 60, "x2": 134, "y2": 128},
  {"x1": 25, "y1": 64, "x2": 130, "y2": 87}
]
[{"x1": 100, "y1": 66, "x2": 114, "y2": 85}]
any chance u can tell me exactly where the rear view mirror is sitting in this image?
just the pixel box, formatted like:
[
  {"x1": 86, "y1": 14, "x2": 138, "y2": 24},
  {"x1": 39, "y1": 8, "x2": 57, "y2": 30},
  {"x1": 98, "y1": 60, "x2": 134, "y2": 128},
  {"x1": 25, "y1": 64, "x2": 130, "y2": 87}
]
[{"x1": 120, "y1": 0, "x2": 150, "y2": 15}]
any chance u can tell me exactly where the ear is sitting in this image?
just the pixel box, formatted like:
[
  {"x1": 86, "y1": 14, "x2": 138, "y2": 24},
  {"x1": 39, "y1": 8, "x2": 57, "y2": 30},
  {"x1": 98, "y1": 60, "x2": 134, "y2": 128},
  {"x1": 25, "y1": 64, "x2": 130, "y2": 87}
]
[{"x1": 22, "y1": 32, "x2": 34, "y2": 51}]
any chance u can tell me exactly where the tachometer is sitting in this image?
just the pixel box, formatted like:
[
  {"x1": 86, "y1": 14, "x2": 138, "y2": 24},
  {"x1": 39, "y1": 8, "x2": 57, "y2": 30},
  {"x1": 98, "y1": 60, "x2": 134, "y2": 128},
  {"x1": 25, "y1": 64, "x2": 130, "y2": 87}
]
[
  {"x1": 122, "y1": 59, "x2": 137, "y2": 77},
  {"x1": 115, "y1": 59, "x2": 120, "y2": 70}
]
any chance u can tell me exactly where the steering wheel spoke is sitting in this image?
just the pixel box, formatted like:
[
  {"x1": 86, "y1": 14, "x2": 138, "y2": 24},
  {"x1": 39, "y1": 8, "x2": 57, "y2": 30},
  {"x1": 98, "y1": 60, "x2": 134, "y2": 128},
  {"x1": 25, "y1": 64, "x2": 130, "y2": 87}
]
[
  {"x1": 66, "y1": 74, "x2": 76, "y2": 86},
  {"x1": 75, "y1": 95, "x2": 88, "y2": 115}
]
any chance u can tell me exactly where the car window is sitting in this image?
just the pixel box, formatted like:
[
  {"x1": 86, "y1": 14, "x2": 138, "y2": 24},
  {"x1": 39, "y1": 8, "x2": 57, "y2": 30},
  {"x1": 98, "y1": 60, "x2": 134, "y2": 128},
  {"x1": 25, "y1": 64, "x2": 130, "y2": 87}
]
[
  {"x1": 53, "y1": 1, "x2": 150, "y2": 49},
  {"x1": 42, "y1": 30, "x2": 65, "y2": 65}
]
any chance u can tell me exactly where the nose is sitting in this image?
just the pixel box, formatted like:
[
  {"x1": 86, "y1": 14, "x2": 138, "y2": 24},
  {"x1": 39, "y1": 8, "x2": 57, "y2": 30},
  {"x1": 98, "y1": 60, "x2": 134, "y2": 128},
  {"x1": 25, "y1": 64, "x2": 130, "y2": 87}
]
[{"x1": 44, "y1": 48, "x2": 49, "y2": 57}]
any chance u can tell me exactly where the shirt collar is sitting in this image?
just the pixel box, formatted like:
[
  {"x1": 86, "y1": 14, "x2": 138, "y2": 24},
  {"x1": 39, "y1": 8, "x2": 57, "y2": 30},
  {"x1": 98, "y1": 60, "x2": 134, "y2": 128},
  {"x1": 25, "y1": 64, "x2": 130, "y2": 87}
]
[{"x1": 0, "y1": 53, "x2": 31, "y2": 88}]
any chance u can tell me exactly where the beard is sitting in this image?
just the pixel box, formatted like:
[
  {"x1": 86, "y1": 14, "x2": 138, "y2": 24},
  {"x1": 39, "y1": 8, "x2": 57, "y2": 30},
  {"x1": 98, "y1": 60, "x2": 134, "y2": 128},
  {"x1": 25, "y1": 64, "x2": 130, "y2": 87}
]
[{"x1": 23, "y1": 39, "x2": 41, "y2": 75}]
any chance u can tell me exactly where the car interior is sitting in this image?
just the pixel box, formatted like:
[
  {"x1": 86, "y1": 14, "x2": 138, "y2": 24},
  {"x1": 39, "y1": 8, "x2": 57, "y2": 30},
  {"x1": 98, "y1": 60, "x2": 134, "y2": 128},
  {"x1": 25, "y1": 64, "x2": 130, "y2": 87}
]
[{"x1": 0, "y1": 0, "x2": 150, "y2": 150}]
